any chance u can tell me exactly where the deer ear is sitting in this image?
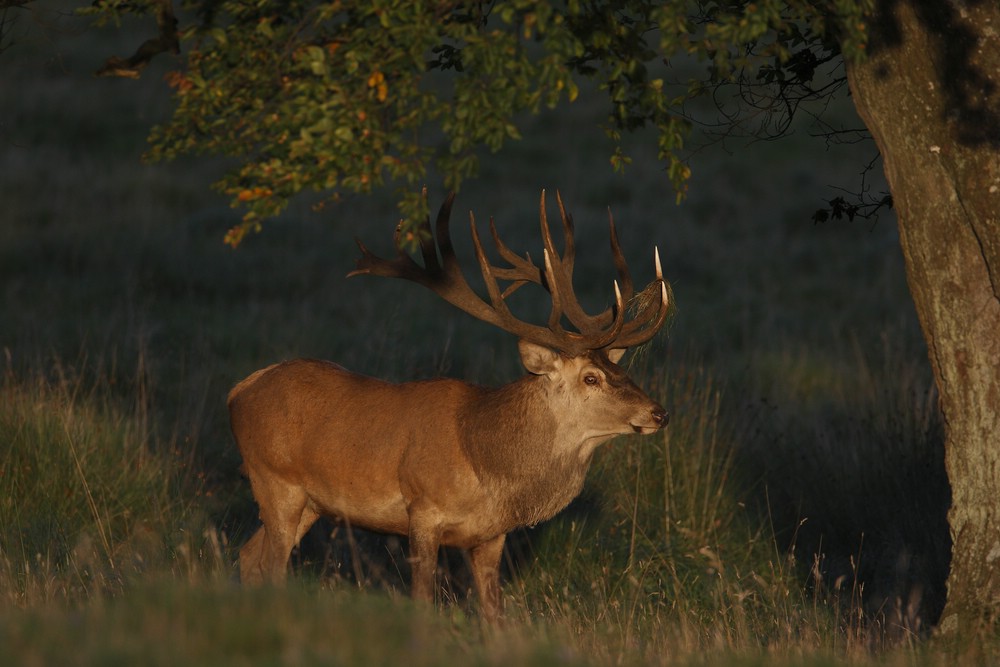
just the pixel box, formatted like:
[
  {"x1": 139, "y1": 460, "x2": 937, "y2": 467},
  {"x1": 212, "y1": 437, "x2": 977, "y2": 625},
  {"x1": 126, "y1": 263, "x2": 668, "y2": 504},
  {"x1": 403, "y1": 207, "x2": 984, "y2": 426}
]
[
  {"x1": 606, "y1": 348, "x2": 627, "y2": 364},
  {"x1": 518, "y1": 339, "x2": 561, "y2": 375}
]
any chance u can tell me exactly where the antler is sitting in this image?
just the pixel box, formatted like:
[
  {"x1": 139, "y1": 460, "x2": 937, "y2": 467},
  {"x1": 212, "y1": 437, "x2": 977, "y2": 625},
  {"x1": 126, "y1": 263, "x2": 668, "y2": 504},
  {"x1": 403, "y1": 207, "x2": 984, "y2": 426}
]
[{"x1": 349, "y1": 190, "x2": 670, "y2": 356}]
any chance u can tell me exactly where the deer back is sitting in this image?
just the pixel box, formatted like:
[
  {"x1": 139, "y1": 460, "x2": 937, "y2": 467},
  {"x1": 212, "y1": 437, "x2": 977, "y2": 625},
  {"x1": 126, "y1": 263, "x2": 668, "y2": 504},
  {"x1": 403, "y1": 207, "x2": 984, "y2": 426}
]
[{"x1": 229, "y1": 358, "x2": 487, "y2": 535}]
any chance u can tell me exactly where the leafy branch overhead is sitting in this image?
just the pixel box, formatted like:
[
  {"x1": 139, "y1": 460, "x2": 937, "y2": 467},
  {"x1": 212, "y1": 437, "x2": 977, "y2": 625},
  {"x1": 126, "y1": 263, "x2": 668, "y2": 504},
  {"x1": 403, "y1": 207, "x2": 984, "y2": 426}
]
[
  {"x1": 92, "y1": 0, "x2": 179, "y2": 78},
  {"x1": 85, "y1": 0, "x2": 873, "y2": 246}
]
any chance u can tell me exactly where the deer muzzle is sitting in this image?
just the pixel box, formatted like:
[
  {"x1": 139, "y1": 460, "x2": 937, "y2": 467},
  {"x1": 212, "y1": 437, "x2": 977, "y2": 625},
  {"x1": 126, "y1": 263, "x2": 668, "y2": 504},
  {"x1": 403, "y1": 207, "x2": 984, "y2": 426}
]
[{"x1": 632, "y1": 406, "x2": 669, "y2": 434}]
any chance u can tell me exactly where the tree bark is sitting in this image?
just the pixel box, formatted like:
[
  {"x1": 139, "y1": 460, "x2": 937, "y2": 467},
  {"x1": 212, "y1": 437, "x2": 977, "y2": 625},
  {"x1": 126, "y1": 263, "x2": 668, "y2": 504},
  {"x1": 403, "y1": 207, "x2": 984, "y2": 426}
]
[{"x1": 846, "y1": 0, "x2": 1000, "y2": 635}]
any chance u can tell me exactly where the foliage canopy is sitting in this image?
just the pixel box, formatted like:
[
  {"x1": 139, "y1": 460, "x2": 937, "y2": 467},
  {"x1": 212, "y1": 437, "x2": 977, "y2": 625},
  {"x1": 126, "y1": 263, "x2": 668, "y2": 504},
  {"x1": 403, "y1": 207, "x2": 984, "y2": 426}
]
[{"x1": 87, "y1": 0, "x2": 872, "y2": 245}]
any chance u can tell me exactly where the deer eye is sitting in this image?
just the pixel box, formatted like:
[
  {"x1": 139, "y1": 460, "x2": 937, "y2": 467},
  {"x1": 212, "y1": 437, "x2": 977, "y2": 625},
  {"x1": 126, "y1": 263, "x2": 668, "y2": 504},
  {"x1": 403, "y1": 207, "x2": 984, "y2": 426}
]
[{"x1": 583, "y1": 373, "x2": 600, "y2": 386}]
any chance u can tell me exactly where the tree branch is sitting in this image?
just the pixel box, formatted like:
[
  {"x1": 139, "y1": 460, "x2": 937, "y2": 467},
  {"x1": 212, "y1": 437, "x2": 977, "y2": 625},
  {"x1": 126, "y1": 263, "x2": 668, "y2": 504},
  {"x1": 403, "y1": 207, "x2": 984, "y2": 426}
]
[
  {"x1": 0, "y1": 0, "x2": 30, "y2": 55},
  {"x1": 95, "y1": 0, "x2": 179, "y2": 79}
]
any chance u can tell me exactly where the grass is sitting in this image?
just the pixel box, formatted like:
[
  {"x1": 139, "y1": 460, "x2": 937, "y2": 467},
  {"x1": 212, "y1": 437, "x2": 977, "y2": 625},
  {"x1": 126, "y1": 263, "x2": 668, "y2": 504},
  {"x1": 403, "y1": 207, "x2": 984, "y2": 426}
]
[{"x1": 0, "y1": 4, "x2": 961, "y2": 665}]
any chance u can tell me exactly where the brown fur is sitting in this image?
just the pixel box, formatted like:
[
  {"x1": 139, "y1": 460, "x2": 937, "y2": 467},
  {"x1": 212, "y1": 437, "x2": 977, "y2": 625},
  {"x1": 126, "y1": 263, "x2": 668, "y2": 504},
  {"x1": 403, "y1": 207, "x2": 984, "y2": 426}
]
[{"x1": 229, "y1": 342, "x2": 667, "y2": 620}]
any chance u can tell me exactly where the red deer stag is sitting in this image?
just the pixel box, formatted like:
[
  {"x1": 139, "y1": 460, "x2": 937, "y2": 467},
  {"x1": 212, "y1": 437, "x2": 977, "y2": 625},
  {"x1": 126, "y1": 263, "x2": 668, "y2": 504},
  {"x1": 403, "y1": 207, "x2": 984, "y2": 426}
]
[{"x1": 229, "y1": 191, "x2": 671, "y2": 620}]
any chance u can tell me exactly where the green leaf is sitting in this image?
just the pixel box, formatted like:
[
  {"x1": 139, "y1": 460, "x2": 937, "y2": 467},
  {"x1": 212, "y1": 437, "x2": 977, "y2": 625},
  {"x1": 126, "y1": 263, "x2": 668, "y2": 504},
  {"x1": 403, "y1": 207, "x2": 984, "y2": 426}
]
[{"x1": 131, "y1": 0, "x2": 859, "y2": 243}]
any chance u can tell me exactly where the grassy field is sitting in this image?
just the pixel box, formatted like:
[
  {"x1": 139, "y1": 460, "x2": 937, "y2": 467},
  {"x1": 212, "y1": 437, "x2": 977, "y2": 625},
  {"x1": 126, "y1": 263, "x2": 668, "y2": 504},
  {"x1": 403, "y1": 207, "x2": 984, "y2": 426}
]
[{"x1": 0, "y1": 4, "x2": 964, "y2": 665}]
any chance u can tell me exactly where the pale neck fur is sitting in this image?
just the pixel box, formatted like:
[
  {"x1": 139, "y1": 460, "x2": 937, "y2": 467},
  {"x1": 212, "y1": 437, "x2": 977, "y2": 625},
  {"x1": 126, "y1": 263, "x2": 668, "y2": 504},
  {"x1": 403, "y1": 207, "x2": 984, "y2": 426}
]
[{"x1": 457, "y1": 375, "x2": 613, "y2": 527}]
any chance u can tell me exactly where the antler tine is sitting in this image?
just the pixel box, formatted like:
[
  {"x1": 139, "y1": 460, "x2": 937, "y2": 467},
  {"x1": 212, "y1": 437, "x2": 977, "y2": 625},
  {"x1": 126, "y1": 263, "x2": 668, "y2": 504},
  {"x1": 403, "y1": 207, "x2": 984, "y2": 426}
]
[
  {"x1": 542, "y1": 248, "x2": 567, "y2": 334},
  {"x1": 350, "y1": 193, "x2": 482, "y2": 317},
  {"x1": 479, "y1": 205, "x2": 591, "y2": 354},
  {"x1": 621, "y1": 282, "x2": 670, "y2": 347},
  {"x1": 470, "y1": 215, "x2": 513, "y2": 311},
  {"x1": 416, "y1": 217, "x2": 439, "y2": 272},
  {"x1": 608, "y1": 209, "x2": 634, "y2": 302},
  {"x1": 555, "y1": 190, "x2": 575, "y2": 279},
  {"x1": 386, "y1": 187, "x2": 440, "y2": 272},
  {"x1": 433, "y1": 190, "x2": 458, "y2": 275},
  {"x1": 537, "y1": 191, "x2": 666, "y2": 350},
  {"x1": 353, "y1": 192, "x2": 448, "y2": 280},
  {"x1": 539, "y1": 191, "x2": 615, "y2": 336},
  {"x1": 487, "y1": 215, "x2": 543, "y2": 295},
  {"x1": 471, "y1": 214, "x2": 579, "y2": 351},
  {"x1": 538, "y1": 191, "x2": 571, "y2": 325},
  {"x1": 562, "y1": 209, "x2": 636, "y2": 332},
  {"x1": 585, "y1": 280, "x2": 628, "y2": 350},
  {"x1": 538, "y1": 190, "x2": 558, "y2": 270},
  {"x1": 349, "y1": 234, "x2": 422, "y2": 280},
  {"x1": 607, "y1": 250, "x2": 671, "y2": 349}
]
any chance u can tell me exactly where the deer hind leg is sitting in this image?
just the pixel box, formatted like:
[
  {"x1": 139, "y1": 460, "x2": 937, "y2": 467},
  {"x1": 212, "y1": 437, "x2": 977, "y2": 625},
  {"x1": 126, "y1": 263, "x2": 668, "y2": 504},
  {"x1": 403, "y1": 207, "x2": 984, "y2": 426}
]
[
  {"x1": 243, "y1": 474, "x2": 319, "y2": 584},
  {"x1": 239, "y1": 526, "x2": 268, "y2": 584},
  {"x1": 469, "y1": 534, "x2": 506, "y2": 622}
]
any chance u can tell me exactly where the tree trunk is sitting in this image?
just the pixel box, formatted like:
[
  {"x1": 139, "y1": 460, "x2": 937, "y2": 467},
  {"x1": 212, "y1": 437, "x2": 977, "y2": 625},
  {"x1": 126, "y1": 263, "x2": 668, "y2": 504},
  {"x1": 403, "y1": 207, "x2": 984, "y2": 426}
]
[{"x1": 846, "y1": 0, "x2": 1000, "y2": 635}]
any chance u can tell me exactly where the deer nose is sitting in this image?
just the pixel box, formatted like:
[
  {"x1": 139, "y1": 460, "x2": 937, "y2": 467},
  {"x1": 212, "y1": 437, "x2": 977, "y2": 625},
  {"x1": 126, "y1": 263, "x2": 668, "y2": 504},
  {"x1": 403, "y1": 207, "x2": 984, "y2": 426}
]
[{"x1": 652, "y1": 408, "x2": 669, "y2": 428}]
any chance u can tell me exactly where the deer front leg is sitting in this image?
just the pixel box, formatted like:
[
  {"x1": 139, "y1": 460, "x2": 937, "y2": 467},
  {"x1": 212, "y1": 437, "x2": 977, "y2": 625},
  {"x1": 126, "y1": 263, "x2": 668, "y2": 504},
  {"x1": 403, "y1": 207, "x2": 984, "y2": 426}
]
[
  {"x1": 407, "y1": 508, "x2": 442, "y2": 606},
  {"x1": 469, "y1": 533, "x2": 506, "y2": 622}
]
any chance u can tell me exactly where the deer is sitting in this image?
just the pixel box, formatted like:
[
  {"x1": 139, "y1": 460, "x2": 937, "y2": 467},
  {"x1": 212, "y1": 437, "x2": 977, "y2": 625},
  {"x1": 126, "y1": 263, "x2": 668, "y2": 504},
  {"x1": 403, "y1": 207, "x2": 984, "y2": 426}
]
[{"x1": 228, "y1": 191, "x2": 671, "y2": 621}]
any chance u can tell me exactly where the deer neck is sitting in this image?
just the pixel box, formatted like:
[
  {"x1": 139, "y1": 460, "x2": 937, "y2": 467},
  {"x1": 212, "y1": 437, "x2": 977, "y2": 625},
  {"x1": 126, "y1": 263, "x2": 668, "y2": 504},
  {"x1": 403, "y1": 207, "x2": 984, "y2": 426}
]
[{"x1": 458, "y1": 375, "x2": 605, "y2": 526}]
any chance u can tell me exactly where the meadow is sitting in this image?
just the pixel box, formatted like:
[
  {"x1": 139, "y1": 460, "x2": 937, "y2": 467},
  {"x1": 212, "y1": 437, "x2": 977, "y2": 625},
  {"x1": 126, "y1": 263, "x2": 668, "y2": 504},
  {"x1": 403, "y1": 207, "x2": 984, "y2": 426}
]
[{"x1": 0, "y1": 5, "x2": 963, "y2": 665}]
